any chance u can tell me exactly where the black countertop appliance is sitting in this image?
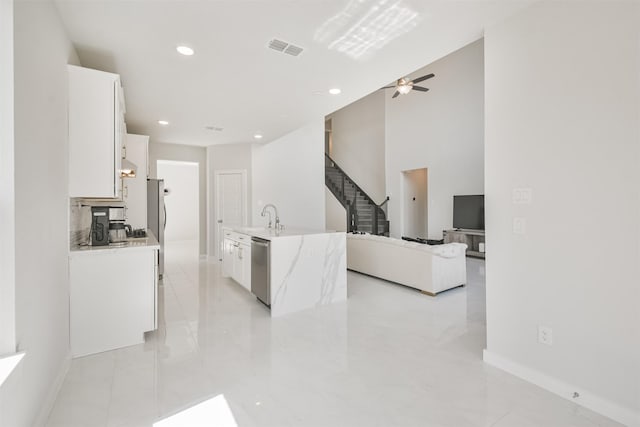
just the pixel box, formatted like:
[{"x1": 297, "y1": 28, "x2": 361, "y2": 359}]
[{"x1": 90, "y1": 206, "x2": 109, "y2": 246}]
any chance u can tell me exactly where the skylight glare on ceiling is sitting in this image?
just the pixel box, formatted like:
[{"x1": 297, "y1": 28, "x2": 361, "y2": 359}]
[{"x1": 314, "y1": 0, "x2": 421, "y2": 60}]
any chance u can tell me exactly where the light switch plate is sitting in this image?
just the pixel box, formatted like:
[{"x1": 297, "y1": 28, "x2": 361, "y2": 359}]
[
  {"x1": 513, "y1": 188, "x2": 533, "y2": 204},
  {"x1": 538, "y1": 325, "x2": 553, "y2": 346},
  {"x1": 513, "y1": 217, "x2": 527, "y2": 235}
]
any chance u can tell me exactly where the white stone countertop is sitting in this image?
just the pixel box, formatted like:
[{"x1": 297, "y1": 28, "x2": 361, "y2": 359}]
[
  {"x1": 230, "y1": 227, "x2": 343, "y2": 241},
  {"x1": 70, "y1": 230, "x2": 160, "y2": 254}
]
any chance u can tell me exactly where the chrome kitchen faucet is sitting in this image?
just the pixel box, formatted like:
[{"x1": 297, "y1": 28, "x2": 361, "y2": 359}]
[{"x1": 261, "y1": 204, "x2": 282, "y2": 230}]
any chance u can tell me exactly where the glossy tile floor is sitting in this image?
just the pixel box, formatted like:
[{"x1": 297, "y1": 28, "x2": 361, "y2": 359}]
[{"x1": 47, "y1": 240, "x2": 620, "y2": 427}]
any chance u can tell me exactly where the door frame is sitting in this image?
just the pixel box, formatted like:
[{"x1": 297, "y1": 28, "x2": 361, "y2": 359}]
[
  {"x1": 213, "y1": 169, "x2": 248, "y2": 261},
  {"x1": 401, "y1": 167, "x2": 428, "y2": 239}
]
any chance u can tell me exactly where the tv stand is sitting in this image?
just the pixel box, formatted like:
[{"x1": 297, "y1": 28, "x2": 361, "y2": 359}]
[{"x1": 443, "y1": 229, "x2": 485, "y2": 259}]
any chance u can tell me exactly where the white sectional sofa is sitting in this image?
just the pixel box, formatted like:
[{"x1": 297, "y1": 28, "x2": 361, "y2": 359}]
[{"x1": 346, "y1": 233, "x2": 467, "y2": 296}]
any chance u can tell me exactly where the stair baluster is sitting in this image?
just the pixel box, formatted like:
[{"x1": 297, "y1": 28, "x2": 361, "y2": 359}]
[{"x1": 324, "y1": 153, "x2": 389, "y2": 236}]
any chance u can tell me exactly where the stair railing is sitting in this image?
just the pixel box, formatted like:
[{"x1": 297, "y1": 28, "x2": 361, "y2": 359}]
[{"x1": 325, "y1": 154, "x2": 389, "y2": 235}]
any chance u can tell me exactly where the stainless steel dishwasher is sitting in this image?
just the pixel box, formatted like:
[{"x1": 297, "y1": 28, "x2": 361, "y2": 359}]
[{"x1": 251, "y1": 237, "x2": 270, "y2": 307}]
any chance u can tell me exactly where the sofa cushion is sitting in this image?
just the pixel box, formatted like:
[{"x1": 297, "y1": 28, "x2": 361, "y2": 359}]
[{"x1": 347, "y1": 234, "x2": 466, "y2": 258}]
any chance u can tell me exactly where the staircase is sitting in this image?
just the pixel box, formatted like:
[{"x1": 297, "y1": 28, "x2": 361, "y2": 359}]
[{"x1": 325, "y1": 154, "x2": 389, "y2": 235}]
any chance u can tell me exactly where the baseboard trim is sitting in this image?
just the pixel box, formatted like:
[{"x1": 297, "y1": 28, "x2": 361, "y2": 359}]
[
  {"x1": 34, "y1": 351, "x2": 71, "y2": 427},
  {"x1": 483, "y1": 349, "x2": 639, "y2": 427}
]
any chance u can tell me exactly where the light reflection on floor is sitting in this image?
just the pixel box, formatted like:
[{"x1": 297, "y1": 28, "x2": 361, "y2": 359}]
[
  {"x1": 46, "y1": 240, "x2": 620, "y2": 427},
  {"x1": 153, "y1": 394, "x2": 237, "y2": 427}
]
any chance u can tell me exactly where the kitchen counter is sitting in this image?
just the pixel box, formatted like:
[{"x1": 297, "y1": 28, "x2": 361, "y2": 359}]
[
  {"x1": 231, "y1": 226, "x2": 340, "y2": 240},
  {"x1": 224, "y1": 227, "x2": 347, "y2": 317},
  {"x1": 70, "y1": 230, "x2": 160, "y2": 254}
]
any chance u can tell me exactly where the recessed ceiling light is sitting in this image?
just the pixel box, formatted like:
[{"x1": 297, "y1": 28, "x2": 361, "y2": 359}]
[
  {"x1": 329, "y1": 88, "x2": 341, "y2": 95},
  {"x1": 158, "y1": 120, "x2": 169, "y2": 126},
  {"x1": 176, "y1": 45, "x2": 194, "y2": 56},
  {"x1": 253, "y1": 134, "x2": 263, "y2": 140}
]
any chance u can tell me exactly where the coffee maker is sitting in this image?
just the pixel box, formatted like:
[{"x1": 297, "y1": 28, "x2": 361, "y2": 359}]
[
  {"x1": 90, "y1": 206, "x2": 109, "y2": 246},
  {"x1": 108, "y1": 207, "x2": 132, "y2": 245},
  {"x1": 90, "y1": 206, "x2": 132, "y2": 246}
]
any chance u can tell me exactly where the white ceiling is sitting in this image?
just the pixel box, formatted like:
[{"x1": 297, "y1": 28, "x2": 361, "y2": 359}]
[{"x1": 54, "y1": 0, "x2": 531, "y2": 147}]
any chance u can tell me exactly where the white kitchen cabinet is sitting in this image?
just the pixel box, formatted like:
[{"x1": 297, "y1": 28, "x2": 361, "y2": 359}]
[
  {"x1": 69, "y1": 247, "x2": 158, "y2": 358},
  {"x1": 68, "y1": 65, "x2": 126, "y2": 198},
  {"x1": 240, "y1": 242, "x2": 251, "y2": 291},
  {"x1": 123, "y1": 134, "x2": 149, "y2": 229},
  {"x1": 222, "y1": 235, "x2": 234, "y2": 278},
  {"x1": 232, "y1": 243, "x2": 243, "y2": 285},
  {"x1": 222, "y1": 230, "x2": 251, "y2": 291}
]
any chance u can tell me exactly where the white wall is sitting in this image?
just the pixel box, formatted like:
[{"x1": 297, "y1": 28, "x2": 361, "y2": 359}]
[
  {"x1": 149, "y1": 142, "x2": 207, "y2": 254},
  {"x1": 206, "y1": 143, "x2": 252, "y2": 257},
  {"x1": 328, "y1": 90, "x2": 386, "y2": 203},
  {"x1": 252, "y1": 119, "x2": 325, "y2": 230},
  {"x1": 8, "y1": 1, "x2": 80, "y2": 425},
  {"x1": 386, "y1": 39, "x2": 484, "y2": 239},
  {"x1": 325, "y1": 188, "x2": 347, "y2": 232},
  {"x1": 484, "y1": 3, "x2": 640, "y2": 425},
  {"x1": 157, "y1": 160, "x2": 199, "y2": 242},
  {"x1": 0, "y1": 0, "x2": 16, "y2": 357}
]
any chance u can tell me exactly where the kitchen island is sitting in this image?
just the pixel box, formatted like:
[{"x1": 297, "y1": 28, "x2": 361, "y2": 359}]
[{"x1": 224, "y1": 227, "x2": 347, "y2": 317}]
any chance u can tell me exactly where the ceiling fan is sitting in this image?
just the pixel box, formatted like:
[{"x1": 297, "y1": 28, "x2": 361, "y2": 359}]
[{"x1": 381, "y1": 73, "x2": 435, "y2": 98}]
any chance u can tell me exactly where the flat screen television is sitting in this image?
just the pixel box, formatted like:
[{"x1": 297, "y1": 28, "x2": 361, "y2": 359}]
[{"x1": 453, "y1": 195, "x2": 484, "y2": 230}]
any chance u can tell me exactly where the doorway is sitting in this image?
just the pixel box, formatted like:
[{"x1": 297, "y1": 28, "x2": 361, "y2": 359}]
[
  {"x1": 402, "y1": 168, "x2": 428, "y2": 239},
  {"x1": 156, "y1": 160, "x2": 200, "y2": 255},
  {"x1": 214, "y1": 170, "x2": 248, "y2": 261}
]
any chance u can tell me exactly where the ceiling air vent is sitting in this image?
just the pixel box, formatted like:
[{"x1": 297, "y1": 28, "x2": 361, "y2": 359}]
[
  {"x1": 284, "y1": 45, "x2": 304, "y2": 57},
  {"x1": 268, "y1": 39, "x2": 288, "y2": 52},
  {"x1": 268, "y1": 38, "x2": 304, "y2": 57}
]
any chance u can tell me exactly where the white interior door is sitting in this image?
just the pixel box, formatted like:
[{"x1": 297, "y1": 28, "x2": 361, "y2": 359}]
[{"x1": 215, "y1": 170, "x2": 247, "y2": 260}]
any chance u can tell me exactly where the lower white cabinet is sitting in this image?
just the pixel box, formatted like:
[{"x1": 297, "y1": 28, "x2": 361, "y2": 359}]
[
  {"x1": 241, "y1": 243, "x2": 251, "y2": 291},
  {"x1": 70, "y1": 248, "x2": 158, "y2": 358},
  {"x1": 222, "y1": 237, "x2": 234, "y2": 278},
  {"x1": 222, "y1": 231, "x2": 251, "y2": 291}
]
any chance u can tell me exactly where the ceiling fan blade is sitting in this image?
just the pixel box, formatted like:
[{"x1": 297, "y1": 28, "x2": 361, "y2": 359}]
[
  {"x1": 412, "y1": 86, "x2": 430, "y2": 92},
  {"x1": 392, "y1": 90, "x2": 400, "y2": 98},
  {"x1": 412, "y1": 73, "x2": 435, "y2": 84},
  {"x1": 379, "y1": 85, "x2": 396, "y2": 90}
]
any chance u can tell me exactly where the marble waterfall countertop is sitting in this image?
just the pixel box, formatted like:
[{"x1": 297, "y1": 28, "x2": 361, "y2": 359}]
[
  {"x1": 230, "y1": 226, "x2": 342, "y2": 240},
  {"x1": 228, "y1": 227, "x2": 347, "y2": 317},
  {"x1": 70, "y1": 230, "x2": 160, "y2": 254}
]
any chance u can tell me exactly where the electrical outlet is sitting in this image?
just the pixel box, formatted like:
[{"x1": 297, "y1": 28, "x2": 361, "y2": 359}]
[
  {"x1": 538, "y1": 326, "x2": 553, "y2": 346},
  {"x1": 513, "y1": 217, "x2": 527, "y2": 235},
  {"x1": 513, "y1": 188, "x2": 533, "y2": 204}
]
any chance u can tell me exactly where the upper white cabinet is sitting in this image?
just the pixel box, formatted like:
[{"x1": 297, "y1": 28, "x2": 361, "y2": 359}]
[
  {"x1": 123, "y1": 134, "x2": 149, "y2": 229},
  {"x1": 68, "y1": 65, "x2": 126, "y2": 198}
]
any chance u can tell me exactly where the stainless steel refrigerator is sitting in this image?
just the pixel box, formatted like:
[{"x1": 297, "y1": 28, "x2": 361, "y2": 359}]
[{"x1": 147, "y1": 179, "x2": 165, "y2": 278}]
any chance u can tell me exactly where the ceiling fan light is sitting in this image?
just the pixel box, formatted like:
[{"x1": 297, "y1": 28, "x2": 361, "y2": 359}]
[{"x1": 398, "y1": 84, "x2": 412, "y2": 94}]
